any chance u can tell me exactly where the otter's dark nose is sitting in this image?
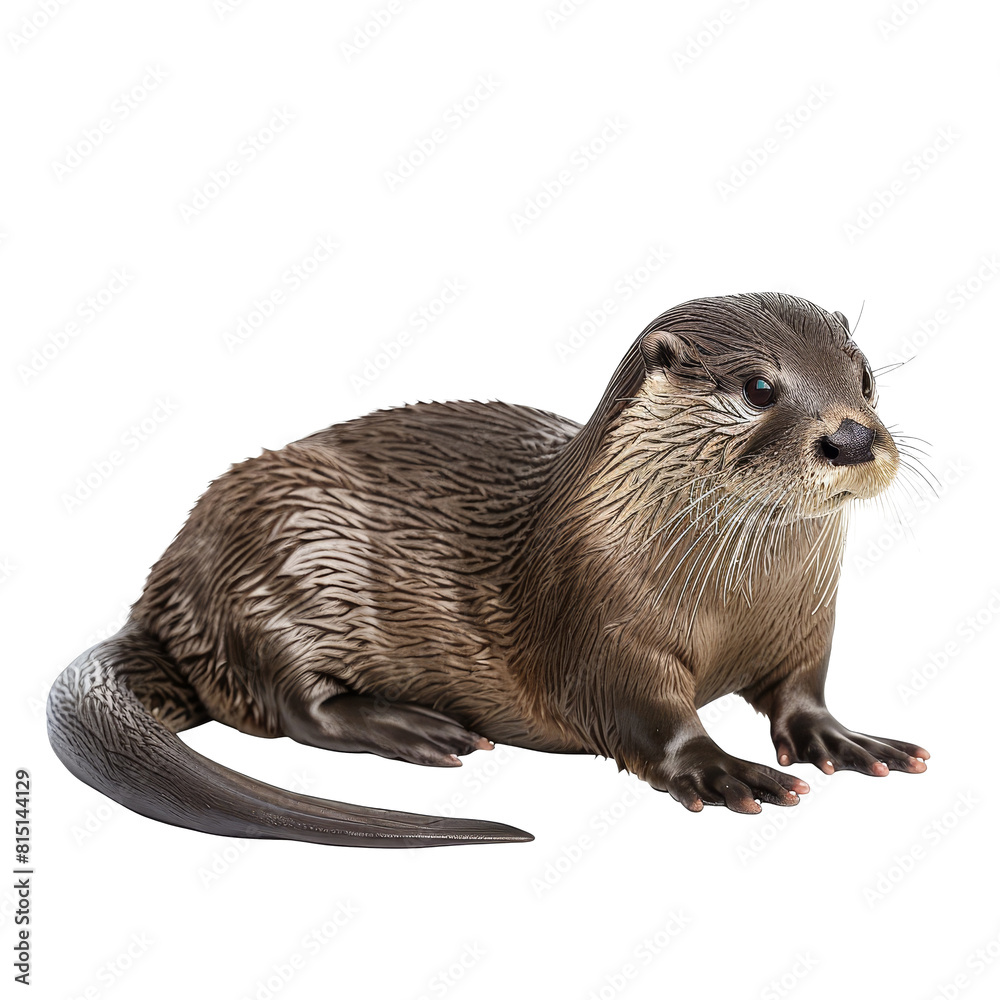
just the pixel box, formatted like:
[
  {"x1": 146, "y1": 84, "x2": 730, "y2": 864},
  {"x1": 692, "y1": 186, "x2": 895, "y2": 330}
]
[{"x1": 818, "y1": 419, "x2": 875, "y2": 466}]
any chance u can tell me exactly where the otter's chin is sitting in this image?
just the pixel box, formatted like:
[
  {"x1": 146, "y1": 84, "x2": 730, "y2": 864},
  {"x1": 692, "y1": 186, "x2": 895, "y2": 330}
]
[{"x1": 795, "y1": 491, "x2": 854, "y2": 520}]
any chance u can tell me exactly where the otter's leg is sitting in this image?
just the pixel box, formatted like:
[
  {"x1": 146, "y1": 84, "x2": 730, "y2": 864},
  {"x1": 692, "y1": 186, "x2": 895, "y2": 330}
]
[
  {"x1": 616, "y1": 662, "x2": 809, "y2": 814},
  {"x1": 744, "y1": 649, "x2": 930, "y2": 777},
  {"x1": 279, "y1": 690, "x2": 493, "y2": 768}
]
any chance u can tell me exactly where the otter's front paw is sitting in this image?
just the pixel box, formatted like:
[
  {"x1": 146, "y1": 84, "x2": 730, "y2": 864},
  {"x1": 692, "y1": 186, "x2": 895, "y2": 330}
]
[
  {"x1": 649, "y1": 736, "x2": 809, "y2": 814},
  {"x1": 772, "y1": 711, "x2": 929, "y2": 776}
]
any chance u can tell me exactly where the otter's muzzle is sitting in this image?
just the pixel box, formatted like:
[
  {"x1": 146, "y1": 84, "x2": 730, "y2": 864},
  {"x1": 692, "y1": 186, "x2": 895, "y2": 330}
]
[{"x1": 818, "y1": 418, "x2": 875, "y2": 466}]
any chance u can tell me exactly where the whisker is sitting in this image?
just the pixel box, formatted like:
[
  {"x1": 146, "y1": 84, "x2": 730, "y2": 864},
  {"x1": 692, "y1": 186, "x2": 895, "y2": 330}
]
[
  {"x1": 873, "y1": 360, "x2": 910, "y2": 376},
  {"x1": 898, "y1": 454, "x2": 941, "y2": 496},
  {"x1": 889, "y1": 430, "x2": 933, "y2": 448},
  {"x1": 853, "y1": 300, "x2": 866, "y2": 332}
]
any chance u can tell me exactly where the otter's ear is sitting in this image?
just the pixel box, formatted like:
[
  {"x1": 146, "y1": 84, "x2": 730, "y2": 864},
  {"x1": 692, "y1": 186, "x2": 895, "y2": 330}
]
[
  {"x1": 639, "y1": 330, "x2": 701, "y2": 378},
  {"x1": 832, "y1": 311, "x2": 851, "y2": 334}
]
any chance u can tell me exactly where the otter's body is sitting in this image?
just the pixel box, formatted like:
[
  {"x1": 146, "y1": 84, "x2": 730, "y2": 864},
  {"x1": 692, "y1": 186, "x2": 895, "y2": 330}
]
[
  {"x1": 135, "y1": 402, "x2": 569, "y2": 749},
  {"x1": 48, "y1": 293, "x2": 929, "y2": 847}
]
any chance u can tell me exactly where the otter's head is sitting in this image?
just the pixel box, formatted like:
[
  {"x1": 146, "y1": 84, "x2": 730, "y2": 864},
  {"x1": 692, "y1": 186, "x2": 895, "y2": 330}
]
[{"x1": 616, "y1": 292, "x2": 899, "y2": 521}]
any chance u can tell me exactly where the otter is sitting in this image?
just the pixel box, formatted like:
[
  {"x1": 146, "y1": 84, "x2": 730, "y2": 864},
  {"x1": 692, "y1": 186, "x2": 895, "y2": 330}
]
[{"x1": 47, "y1": 292, "x2": 929, "y2": 848}]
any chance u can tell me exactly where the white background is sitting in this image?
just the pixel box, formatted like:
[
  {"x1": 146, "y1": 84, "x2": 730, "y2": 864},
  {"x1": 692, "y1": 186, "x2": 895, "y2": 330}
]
[{"x1": 4, "y1": 1, "x2": 1000, "y2": 997}]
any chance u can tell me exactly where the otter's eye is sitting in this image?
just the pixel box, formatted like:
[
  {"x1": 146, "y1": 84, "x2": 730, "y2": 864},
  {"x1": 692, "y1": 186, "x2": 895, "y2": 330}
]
[
  {"x1": 743, "y1": 376, "x2": 776, "y2": 408},
  {"x1": 861, "y1": 363, "x2": 875, "y2": 401}
]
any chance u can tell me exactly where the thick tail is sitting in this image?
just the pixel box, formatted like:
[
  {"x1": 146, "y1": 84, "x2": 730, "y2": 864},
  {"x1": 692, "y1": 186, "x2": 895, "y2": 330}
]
[{"x1": 46, "y1": 625, "x2": 533, "y2": 848}]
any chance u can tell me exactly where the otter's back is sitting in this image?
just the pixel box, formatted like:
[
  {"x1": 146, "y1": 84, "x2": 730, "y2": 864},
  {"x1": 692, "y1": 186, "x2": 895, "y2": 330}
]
[{"x1": 134, "y1": 400, "x2": 577, "y2": 736}]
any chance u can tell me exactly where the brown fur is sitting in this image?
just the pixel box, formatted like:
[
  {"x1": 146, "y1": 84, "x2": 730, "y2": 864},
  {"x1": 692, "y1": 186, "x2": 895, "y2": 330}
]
[
  {"x1": 136, "y1": 293, "x2": 890, "y2": 757},
  {"x1": 48, "y1": 291, "x2": 925, "y2": 847}
]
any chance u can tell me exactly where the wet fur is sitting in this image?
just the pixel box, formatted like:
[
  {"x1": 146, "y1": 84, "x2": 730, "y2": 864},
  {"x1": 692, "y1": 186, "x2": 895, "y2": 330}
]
[{"x1": 47, "y1": 291, "x2": 924, "y2": 846}]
